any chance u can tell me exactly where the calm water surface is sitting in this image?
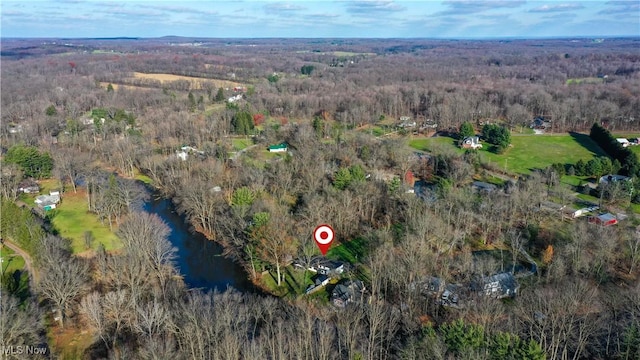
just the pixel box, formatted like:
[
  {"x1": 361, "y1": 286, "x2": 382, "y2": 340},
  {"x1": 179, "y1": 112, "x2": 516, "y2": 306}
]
[{"x1": 143, "y1": 196, "x2": 253, "y2": 292}]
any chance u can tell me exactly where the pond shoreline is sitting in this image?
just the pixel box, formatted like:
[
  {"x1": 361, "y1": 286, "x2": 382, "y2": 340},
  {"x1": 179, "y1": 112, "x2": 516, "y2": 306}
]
[{"x1": 141, "y1": 189, "x2": 257, "y2": 293}]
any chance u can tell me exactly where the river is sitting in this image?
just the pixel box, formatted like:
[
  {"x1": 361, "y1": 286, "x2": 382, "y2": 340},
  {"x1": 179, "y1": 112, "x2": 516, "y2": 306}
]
[{"x1": 143, "y1": 195, "x2": 253, "y2": 292}]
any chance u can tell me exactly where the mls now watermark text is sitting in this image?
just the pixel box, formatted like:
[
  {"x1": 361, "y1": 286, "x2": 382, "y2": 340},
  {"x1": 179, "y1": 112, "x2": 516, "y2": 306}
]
[{"x1": 1, "y1": 345, "x2": 48, "y2": 356}]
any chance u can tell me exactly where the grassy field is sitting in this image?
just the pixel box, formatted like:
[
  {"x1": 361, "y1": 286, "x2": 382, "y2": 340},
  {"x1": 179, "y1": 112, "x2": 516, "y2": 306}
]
[
  {"x1": 260, "y1": 265, "x2": 316, "y2": 298},
  {"x1": 358, "y1": 124, "x2": 395, "y2": 137},
  {"x1": 232, "y1": 138, "x2": 253, "y2": 151},
  {"x1": 132, "y1": 72, "x2": 241, "y2": 90},
  {"x1": 332, "y1": 51, "x2": 375, "y2": 57},
  {"x1": 482, "y1": 134, "x2": 607, "y2": 174},
  {"x1": 566, "y1": 77, "x2": 604, "y2": 85},
  {"x1": 326, "y1": 237, "x2": 369, "y2": 265},
  {"x1": 134, "y1": 172, "x2": 153, "y2": 185},
  {"x1": 1, "y1": 245, "x2": 25, "y2": 272},
  {"x1": 99, "y1": 82, "x2": 153, "y2": 92},
  {"x1": 409, "y1": 133, "x2": 607, "y2": 175},
  {"x1": 50, "y1": 190, "x2": 121, "y2": 254},
  {"x1": 0, "y1": 246, "x2": 29, "y2": 301},
  {"x1": 408, "y1": 136, "x2": 460, "y2": 153},
  {"x1": 561, "y1": 175, "x2": 594, "y2": 187}
]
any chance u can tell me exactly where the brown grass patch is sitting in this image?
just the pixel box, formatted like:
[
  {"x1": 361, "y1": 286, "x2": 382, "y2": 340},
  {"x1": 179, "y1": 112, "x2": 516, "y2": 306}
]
[
  {"x1": 48, "y1": 323, "x2": 95, "y2": 360},
  {"x1": 132, "y1": 72, "x2": 241, "y2": 90},
  {"x1": 99, "y1": 82, "x2": 153, "y2": 91}
]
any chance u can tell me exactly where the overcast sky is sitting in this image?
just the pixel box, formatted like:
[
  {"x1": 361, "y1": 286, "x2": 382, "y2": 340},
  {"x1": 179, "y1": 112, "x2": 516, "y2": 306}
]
[{"x1": 1, "y1": 0, "x2": 638, "y2": 38}]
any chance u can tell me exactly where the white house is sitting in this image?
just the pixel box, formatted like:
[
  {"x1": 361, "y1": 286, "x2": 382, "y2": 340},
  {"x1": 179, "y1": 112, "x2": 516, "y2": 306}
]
[
  {"x1": 461, "y1": 136, "x2": 483, "y2": 149},
  {"x1": 227, "y1": 94, "x2": 243, "y2": 103},
  {"x1": 35, "y1": 191, "x2": 61, "y2": 211},
  {"x1": 616, "y1": 138, "x2": 630, "y2": 147},
  {"x1": 176, "y1": 150, "x2": 188, "y2": 161},
  {"x1": 599, "y1": 174, "x2": 631, "y2": 184}
]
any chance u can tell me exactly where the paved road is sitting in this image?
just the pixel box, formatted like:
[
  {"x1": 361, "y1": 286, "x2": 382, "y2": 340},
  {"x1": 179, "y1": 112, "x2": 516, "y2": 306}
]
[{"x1": 2, "y1": 239, "x2": 38, "y2": 288}]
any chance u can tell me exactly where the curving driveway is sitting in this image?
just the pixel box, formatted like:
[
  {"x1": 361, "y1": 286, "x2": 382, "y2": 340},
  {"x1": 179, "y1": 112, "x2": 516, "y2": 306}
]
[{"x1": 2, "y1": 239, "x2": 38, "y2": 288}]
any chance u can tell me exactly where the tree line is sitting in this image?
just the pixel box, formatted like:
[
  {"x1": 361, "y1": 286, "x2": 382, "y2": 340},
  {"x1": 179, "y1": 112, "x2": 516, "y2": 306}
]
[{"x1": 590, "y1": 122, "x2": 640, "y2": 177}]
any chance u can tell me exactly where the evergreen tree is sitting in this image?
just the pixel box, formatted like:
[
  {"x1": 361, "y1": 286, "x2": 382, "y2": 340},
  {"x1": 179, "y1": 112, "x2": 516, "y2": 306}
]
[
  {"x1": 482, "y1": 124, "x2": 511, "y2": 153},
  {"x1": 585, "y1": 158, "x2": 603, "y2": 177},
  {"x1": 333, "y1": 167, "x2": 353, "y2": 190},
  {"x1": 459, "y1": 121, "x2": 475, "y2": 139},
  {"x1": 301, "y1": 65, "x2": 315, "y2": 75},
  {"x1": 45, "y1": 105, "x2": 57, "y2": 116},
  {"x1": 349, "y1": 164, "x2": 366, "y2": 183},
  {"x1": 232, "y1": 110, "x2": 254, "y2": 135},
  {"x1": 4, "y1": 145, "x2": 54, "y2": 179},
  {"x1": 188, "y1": 91, "x2": 196, "y2": 112},
  {"x1": 215, "y1": 87, "x2": 225, "y2": 102},
  {"x1": 575, "y1": 159, "x2": 586, "y2": 176},
  {"x1": 312, "y1": 116, "x2": 324, "y2": 138}
]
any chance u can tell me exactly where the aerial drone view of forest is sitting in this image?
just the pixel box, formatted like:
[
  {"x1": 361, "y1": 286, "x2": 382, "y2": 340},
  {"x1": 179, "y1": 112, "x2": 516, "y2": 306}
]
[{"x1": 1, "y1": 34, "x2": 640, "y2": 359}]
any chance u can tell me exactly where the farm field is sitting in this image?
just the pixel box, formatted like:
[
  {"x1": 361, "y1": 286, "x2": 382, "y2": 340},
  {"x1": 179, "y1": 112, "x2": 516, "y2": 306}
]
[
  {"x1": 409, "y1": 133, "x2": 607, "y2": 174},
  {"x1": 132, "y1": 72, "x2": 242, "y2": 90},
  {"x1": 331, "y1": 51, "x2": 375, "y2": 56},
  {"x1": 99, "y1": 82, "x2": 153, "y2": 91},
  {"x1": 566, "y1": 77, "x2": 604, "y2": 85}
]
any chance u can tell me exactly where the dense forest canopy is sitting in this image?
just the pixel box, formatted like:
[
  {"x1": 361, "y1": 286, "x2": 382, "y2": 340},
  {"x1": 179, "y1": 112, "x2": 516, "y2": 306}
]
[{"x1": 1, "y1": 37, "x2": 639, "y2": 359}]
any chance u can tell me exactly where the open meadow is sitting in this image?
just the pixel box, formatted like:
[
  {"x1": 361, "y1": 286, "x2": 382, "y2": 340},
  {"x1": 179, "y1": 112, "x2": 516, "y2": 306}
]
[
  {"x1": 132, "y1": 72, "x2": 242, "y2": 90},
  {"x1": 50, "y1": 190, "x2": 121, "y2": 254},
  {"x1": 409, "y1": 133, "x2": 607, "y2": 174}
]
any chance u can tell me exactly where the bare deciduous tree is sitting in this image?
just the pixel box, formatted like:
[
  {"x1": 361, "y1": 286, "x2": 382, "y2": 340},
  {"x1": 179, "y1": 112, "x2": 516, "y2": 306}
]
[
  {"x1": 0, "y1": 294, "x2": 43, "y2": 353},
  {"x1": 37, "y1": 239, "x2": 89, "y2": 327},
  {"x1": 116, "y1": 211, "x2": 177, "y2": 296}
]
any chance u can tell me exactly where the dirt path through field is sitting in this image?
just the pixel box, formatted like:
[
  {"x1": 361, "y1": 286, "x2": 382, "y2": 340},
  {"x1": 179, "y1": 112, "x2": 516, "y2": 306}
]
[{"x1": 2, "y1": 238, "x2": 38, "y2": 288}]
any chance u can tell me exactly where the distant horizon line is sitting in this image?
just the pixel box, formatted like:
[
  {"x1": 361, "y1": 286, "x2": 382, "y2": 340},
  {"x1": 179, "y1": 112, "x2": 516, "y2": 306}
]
[{"x1": 2, "y1": 35, "x2": 639, "y2": 41}]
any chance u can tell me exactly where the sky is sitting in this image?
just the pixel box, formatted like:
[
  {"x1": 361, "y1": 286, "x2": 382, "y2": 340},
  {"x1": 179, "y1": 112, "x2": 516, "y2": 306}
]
[{"x1": 1, "y1": 0, "x2": 639, "y2": 39}]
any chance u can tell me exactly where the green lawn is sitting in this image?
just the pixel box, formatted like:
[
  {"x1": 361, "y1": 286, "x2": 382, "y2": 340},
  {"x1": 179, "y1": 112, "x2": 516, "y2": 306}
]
[
  {"x1": 231, "y1": 138, "x2": 253, "y2": 151},
  {"x1": 50, "y1": 191, "x2": 121, "y2": 253},
  {"x1": 566, "y1": 77, "x2": 604, "y2": 85},
  {"x1": 408, "y1": 137, "x2": 461, "y2": 153},
  {"x1": 359, "y1": 125, "x2": 394, "y2": 137},
  {"x1": 561, "y1": 175, "x2": 590, "y2": 187},
  {"x1": 326, "y1": 237, "x2": 369, "y2": 264},
  {"x1": 576, "y1": 193, "x2": 600, "y2": 204},
  {"x1": 1, "y1": 246, "x2": 30, "y2": 301},
  {"x1": 480, "y1": 134, "x2": 606, "y2": 174},
  {"x1": 409, "y1": 133, "x2": 607, "y2": 175},
  {"x1": 260, "y1": 265, "x2": 316, "y2": 298},
  {"x1": 1, "y1": 246, "x2": 25, "y2": 276},
  {"x1": 134, "y1": 169, "x2": 153, "y2": 185}
]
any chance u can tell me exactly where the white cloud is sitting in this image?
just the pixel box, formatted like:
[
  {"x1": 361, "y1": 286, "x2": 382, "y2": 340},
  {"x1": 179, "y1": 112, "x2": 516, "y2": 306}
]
[{"x1": 529, "y1": 3, "x2": 584, "y2": 13}]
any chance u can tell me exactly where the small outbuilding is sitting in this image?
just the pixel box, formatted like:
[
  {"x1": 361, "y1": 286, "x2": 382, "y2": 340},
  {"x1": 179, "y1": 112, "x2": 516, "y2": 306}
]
[
  {"x1": 18, "y1": 180, "x2": 40, "y2": 194},
  {"x1": 268, "y1": 143, "x2": 288, "y2": 153},
  {"x1": 588, "y1": 213, "x2": 618, "y2": 226}
]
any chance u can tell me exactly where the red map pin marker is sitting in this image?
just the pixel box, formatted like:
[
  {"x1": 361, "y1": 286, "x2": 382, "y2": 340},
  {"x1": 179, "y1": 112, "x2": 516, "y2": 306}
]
[{"x1": 314, "y1": 224, "x2": 334, "y2": 256}]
